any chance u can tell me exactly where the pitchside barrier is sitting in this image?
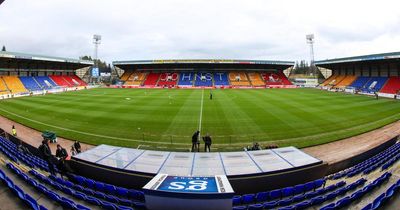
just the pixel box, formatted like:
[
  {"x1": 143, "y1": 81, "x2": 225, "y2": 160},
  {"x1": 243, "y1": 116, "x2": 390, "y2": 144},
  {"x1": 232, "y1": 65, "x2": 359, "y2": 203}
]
[{"x1": 0, "y1": 85, "x2": 98, "y2": 101}]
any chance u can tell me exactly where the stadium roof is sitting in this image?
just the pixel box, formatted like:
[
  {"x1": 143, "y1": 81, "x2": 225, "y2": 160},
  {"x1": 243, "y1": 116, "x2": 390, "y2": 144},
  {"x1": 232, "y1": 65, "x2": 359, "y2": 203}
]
[
  {"x1": 0, "y1": 51, "x2": 94, "y2": 70},
  {"x1": 315, "y1": 51, "x2": 400, "y2": 66},
  {"x1": 113, "y1": 59, "x2": 294, "y2": 71}
]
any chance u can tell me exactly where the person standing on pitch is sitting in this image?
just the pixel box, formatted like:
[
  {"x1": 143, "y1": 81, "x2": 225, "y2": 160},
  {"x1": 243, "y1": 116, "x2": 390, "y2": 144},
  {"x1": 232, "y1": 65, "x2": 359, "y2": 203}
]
[
  {"x1": 203, "y1": 133, "x2": 212, "y2": 152},
  {"x1": 210, "y1": 91, "x2": 213, "y2": 100},
  {"x1": 191, "y1": 131, "x2": 200, "y2": 152}
]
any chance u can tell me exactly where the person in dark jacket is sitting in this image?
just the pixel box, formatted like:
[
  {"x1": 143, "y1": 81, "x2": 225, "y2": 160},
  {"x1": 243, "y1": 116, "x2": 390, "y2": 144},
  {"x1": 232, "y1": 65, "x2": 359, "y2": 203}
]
[
  {"x1": 55, "y1": 144, "x2": 68, "y2": 161},
  {"x1": 74, "y1": 141, "x2": 81, "y2": 153},
  {"x1": 38, "y1": 139, "x2": 56, "y2": 175},
  {"x1": 203, "y1": 133, "x2": 212, "y2": 152},
  {"x1": 191, "y1": 131, "x2": 200, "y2": 152}
]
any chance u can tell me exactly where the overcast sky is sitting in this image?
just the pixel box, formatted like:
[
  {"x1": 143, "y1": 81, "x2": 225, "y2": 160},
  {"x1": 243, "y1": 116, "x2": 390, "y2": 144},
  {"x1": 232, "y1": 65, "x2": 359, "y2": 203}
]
[{"x1": 1, "y1": 0, "x2": 400, "y2": 63}]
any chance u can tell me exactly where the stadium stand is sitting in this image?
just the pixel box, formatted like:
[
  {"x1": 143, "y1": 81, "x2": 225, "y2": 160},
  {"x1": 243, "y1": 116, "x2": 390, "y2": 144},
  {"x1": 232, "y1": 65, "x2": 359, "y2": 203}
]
[
  {"x1": 50, "y1": 75, "x2": 73, "y2": 87},
  {"x1": 380, "y1": 76, "x2": 400, "y2": 94},
  {"x1": 124, "y1": 72, "x2": 147, "y2": 86},
  {"x1": 62, "y1": 75, "x2": 80, "y2": 86},
  {"x1": 333, "y1": 75, "x2": 358, "y2": 88},
  {"x1": 0, "y1": 77, "x2": 9, "y2": 94},
  {"x1": 34, "y1": 76, "x2": 58, "y2": 89},
  {"x1": 261, "y1": 72, "x2": 292, "y2": 86},
  {"x1": 360, "y1": 77, "x2": 388, "y2": 93},
  {"x1": 19, "y1": 77, "x2": 42, "y2": 91},
  {"x1": 178, "y1": 72, "x2": 195, "y2": 86},
  {"x1": 229, "y1": 72, "x2": 251, "y2": 86},
  {"x1": 213, "y1": 72, "x2": 230, "y2": 86},
  {"x1": 157, "y1": 72, "x2": 178, "y2": 86},
  {"x1": 194, "y1": 72, "x2": 213, "y2": 87},
  {"x1": 71, "y1": 75, "x2": 87, "y2": 86},
  {"x1": 142, "y1": 72, "x2": 161, "y2": 86},
  {"x1": 1, "y1": 76, "x2": 28, "y2": 93},
  {"x1": 233, "y1": 142, "x2": 400, "y2": 210},
  {"x1": 349, "y1": 76, "x2": 371, "y2": 89},
  {"x1": 120, "y1": 71, "x2": 133, "y2": 81},
  {"x1": 320, "y1": 75, "x2": 338, "y2": 86},
  {"x1": 325, "y1": 75, "x2": 346, "y2": 87},
  {"x1": 247, "y1": 72, "x2": 265, "y2": 86}
]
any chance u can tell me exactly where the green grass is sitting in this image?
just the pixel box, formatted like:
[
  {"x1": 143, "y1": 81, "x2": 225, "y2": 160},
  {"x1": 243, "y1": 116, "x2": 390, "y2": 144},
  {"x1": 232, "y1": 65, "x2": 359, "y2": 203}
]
[{"x1": 1, "y1": 88, "x2": 400, "y2": 151}]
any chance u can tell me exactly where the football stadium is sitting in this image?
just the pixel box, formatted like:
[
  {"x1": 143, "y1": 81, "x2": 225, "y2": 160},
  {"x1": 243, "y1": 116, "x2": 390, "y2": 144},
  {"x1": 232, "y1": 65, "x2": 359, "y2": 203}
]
[{"x1": 1, "y1": 1, "x2": 400, "y2": 210}]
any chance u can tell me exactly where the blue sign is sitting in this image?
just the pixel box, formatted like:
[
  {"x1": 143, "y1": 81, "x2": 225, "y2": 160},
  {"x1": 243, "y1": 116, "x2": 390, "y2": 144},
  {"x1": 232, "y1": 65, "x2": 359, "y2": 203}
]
[
  {"x1": 92, "y1": 67, "x2": 99, "y2": 77},
  {"x1": 157, "y1": 176, "x2": 218, "y2": 193}
]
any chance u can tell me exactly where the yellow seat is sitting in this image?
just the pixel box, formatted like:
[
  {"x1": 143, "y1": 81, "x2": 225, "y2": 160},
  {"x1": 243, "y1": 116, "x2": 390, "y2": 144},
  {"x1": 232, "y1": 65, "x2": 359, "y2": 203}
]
[
  {"x1": 2, "y1": 76, "x2": 27, "y2": 93},
  {"x1": 229, "y1": 72, "x2": 251, "y2": 86},
  {"x1": 247, "y1": 72, "x2": 265, "y2": 86}
]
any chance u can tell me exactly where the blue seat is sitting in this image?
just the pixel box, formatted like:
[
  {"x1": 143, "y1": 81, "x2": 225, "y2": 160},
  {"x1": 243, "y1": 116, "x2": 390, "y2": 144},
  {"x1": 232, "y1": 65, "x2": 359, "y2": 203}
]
[
  {"x1": 105, "y1": 194, "x2": 119, "y2": 203},
  {"x1": 85, "y1": 179, "x2": 95, "y2": 188},
  {"x1": 60, "y1": 197, "x2": 76, "y2": 209},
  {"x1": 101, "y1": 201, "x2": 117, "y2": 210},
  {"x1": 278, "y1": 198, "x2": 292, "y2": 206},
  {"x1": 72, "y1": 191, "x2": 87, "y2": 200},
  {"x1": 335, "y1": 181, "x2": 346, "y2": 188},
  {"x1": 232, "y1": 206, "x2": 247, "y2": 210},
  {"x1": 325, "y1": 191, "x2": 338, "y2": 200},
  {"x1": 294, "y1": 201, "x2": 310, "y2": 210},
  {"x1": 292, "y1": 194, "x2": 305, "y2": 202},
  {"x1": 46, "y1": 191, "x2": 61, "y2": 202},
  {"x1": 314, "y1": 179, "x2": 325, "y2": 189},
  {"x1": 263, "y1": 201, "x2": 277, "y2": 209},
  {"x1": 76, "y1": 204, "x2": 91, "y2": 210},
  {"x1": 293, "y1": 184, "x2": 305, "y2": 194},
  {"x1": 310, "y1": 195, "x2": 325, "y2": 205},
  {"x1": 282, "y1": 187, "x2": 294, "y2": 197},
  {"x1": 116, "y1": 187, "x2": 129, "y2": 197},
  {"x1": 105, "y1": 184, "x2": 116, "y2": 194},
  {"x1": 269, "y1": 189, "x2": 281, "y2": 200},
  {"x1": 95, "y1": 181, "x2": 105, "y2": 192},
  {"x1": 86, "y1": 196, "x2": 101, "y2": 205},
  {"x1": 242, "y1": 194, "x2": 255, "y2": 204},
  {"x1": 320, "y1": 203, "x2": 336, "y2": 210},
  {"x1": 361, "y1": 203, "x2": 372, "y2": 210},
  {"x1": 248, "y1": 203, "x2": 263, "y2": 210},
  {"x1": 304, "y1": 181, "x2": 314, "y2": 192},
  {"x1": 278, "y1": 206, "x2": 295, "y2": 210},
  {"x1": 255, "y1": 191, "x2": 268, "y2": 202},
  {"x1": 351, "y1": 190, "x2": 364, "y2": 200},
  {"x1": 336, "y1": 196, "x2": 351, "y2": 208},
  {"x1": 372, "y1": 193, "x2": 386, "y2": 209},
  {"x1": 25, "y1": 194, "x2": 39, "y2": 210},
  {"x1": 304, "y1": 191, "x2": 318, "y2": 199},
  {"x1": 232, "y1": 195, "x2": 242, "y2": 205}
]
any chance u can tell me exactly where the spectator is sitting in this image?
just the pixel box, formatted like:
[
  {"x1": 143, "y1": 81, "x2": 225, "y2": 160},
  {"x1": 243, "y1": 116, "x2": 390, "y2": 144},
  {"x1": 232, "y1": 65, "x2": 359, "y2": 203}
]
[
  {"x1": 11, "y1": 125, "x2": 17, "y2": 137},
  {"x1": 203, "y1": 133, "x2": 212, "y2": 152},
  {"x1": 38, "y1": 139, "x2": 56, "y2": 175},
  {"x1": 252, "y1": 142, "x2": 261, "y2": 150},
  {"x1": 191, "y1": 131, "x2": 200, "y2": 152},
  {"x1": 55, "y1": 144, "x2": 68, "y2": 161},
  {"x1": 70, "y1": 146, "x2": 77, "y2": 156},
  {"x1": 74, "y1": 141, "x2": 81, "y2": 153}
]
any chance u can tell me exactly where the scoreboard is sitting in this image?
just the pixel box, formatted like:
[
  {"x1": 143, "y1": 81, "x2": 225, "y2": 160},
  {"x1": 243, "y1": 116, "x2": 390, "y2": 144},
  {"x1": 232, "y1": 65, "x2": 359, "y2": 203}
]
[{"x1": 143, "y1": 174, "x2": 234, "y2": 210}]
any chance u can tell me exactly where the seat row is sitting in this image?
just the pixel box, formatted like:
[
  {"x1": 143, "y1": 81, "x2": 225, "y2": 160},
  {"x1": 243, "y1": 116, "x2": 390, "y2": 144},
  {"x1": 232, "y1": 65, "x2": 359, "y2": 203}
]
[
  {"x1": 320, "y1": 172, "x2": 392, "y2": 210},
  {"x1": 329, "y1": 143, "x2": 400, "y2": 179},
  {"x1": 233, "y1": 178, "x2": 365, "y2": 210},
  {"x1": 362, "y1": 179, "x2": 400, "y2": 210},
  {"x1": 0, "y1": 137, "x2": 53, "y2": 172},
  {"x1": 233, "y1": 178, "x2": 326, "y2": 205},
  {"x1": 29, "y1": 170, "x2": 145, "y2": 210},
  {"x1": 6, "y1": 163, "x2": 90, "y2": 210},
  {"x1": 0, "y1": 168, "x2": 46, "y2": 210},
  {"x1": 67, "y1": 173, "x2": 145, "y2": 201}
]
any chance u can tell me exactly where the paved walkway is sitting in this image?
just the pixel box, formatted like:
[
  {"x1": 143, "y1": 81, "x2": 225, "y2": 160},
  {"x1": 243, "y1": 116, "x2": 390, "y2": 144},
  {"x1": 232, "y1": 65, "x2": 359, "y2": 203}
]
[
  {"x1": 0, "y1": 115, "x2": 94, "y2": 154},
  {"x1": 303, "y1": 120, "x2": 400, "y2": 164}
]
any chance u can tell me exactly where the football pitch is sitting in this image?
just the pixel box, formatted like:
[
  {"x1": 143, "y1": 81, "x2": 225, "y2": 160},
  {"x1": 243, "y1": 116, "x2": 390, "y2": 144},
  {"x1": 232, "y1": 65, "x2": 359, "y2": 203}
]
[{"x1": 1, "y1": 88, "x2": 400, "y2": 151}]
